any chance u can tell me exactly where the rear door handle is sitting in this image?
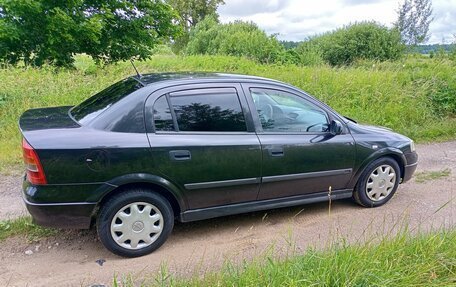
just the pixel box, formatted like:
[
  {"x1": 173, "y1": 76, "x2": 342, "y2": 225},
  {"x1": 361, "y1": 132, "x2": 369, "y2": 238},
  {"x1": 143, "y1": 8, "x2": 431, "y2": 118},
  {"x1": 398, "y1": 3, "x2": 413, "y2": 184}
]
[
  {"x1": 169, "y1": 150, "x2": 191, "y2": 161},
  {"x1": 268, "y1": 147, "x2": 284, "y2": 157}
]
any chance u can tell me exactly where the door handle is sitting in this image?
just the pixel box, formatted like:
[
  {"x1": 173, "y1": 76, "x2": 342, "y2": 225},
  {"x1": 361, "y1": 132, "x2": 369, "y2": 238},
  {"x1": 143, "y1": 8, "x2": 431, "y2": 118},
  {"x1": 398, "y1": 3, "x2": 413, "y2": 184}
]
[
  {"x1": 169, "y1": 150, "x2": 191, "y2": 161},
  {"x1": 268, "y1": 147, "x2": 284, "y2": 157}
]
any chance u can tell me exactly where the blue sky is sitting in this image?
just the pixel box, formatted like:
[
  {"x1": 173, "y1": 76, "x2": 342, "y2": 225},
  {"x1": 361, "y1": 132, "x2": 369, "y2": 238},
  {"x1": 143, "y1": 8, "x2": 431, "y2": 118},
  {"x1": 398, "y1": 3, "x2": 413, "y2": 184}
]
[{"x1": 218, "y1": 0, "x2": 455, "y2": 44}]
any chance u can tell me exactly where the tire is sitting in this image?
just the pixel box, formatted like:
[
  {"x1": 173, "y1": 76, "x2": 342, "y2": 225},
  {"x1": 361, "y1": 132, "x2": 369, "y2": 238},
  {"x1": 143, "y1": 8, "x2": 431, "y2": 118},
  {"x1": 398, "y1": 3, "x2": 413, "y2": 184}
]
[
  {"x1": 353, "y1": 157, "x2": 401, "y2": 208},
  {"x1": 97, "y1": 188, "x2": 174, "y2": 257}
]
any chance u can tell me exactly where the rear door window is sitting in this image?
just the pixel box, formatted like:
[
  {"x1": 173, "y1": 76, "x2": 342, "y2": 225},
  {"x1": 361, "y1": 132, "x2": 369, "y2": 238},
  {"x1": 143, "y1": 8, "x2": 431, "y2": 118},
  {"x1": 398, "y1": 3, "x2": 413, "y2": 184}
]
[
  {"x1": 153, "y1": 95, "x2": 175, "y2": 132},
  {"x1": 154, "y1": 88, "x2": 247, "y2": 132}
]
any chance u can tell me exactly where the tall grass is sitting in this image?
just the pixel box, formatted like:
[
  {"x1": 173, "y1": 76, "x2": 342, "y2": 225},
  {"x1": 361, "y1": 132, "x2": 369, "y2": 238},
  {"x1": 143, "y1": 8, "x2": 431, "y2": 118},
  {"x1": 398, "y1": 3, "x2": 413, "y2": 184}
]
[
  {"x1": 113, "y1": 230, "x2": 456, "y2": 286},
  {"x1": 1, "y1": 54, "x2": 455, "y2": 172}
]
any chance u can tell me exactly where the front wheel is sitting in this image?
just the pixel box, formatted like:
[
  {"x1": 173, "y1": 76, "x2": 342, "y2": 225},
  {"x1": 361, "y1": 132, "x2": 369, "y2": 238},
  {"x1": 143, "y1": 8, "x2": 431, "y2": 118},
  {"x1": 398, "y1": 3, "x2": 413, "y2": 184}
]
[
  {"x1": 97, "y1": 189, "x2": 174, "y2": 257},
  {"x1": 353, "y1": 157, "x2": 401, "y2": 207}
]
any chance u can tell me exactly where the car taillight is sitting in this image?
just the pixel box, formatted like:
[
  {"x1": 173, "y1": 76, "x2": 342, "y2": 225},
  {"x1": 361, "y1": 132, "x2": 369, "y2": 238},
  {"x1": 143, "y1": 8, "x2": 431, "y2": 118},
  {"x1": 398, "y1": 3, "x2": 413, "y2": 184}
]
[{"x1": 22, "y1": 138, "x2": 47, "y2": 185}]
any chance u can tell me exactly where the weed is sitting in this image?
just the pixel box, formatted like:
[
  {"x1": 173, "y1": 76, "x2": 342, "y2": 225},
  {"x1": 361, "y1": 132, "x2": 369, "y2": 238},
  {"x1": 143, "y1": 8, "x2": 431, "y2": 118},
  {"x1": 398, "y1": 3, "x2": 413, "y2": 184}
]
[{"x1": 415, "y1": 168, "x2": 451, "y2": 183}]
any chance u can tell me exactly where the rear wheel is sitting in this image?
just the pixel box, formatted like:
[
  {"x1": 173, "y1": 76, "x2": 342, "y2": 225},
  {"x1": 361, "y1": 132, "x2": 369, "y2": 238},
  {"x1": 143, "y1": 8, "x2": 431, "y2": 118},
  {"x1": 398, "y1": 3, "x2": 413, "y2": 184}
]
[
  {"x1": 353, "y1": 157, "x2": 400, "y2": 207},
  {"x1": 97, "y1": 189, "x2": 174, "y2": 257}
]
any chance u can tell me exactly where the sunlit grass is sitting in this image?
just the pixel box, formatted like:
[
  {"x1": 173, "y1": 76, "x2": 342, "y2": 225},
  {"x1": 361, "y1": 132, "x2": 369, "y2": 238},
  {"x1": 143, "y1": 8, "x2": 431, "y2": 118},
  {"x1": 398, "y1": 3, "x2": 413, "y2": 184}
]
[
  {"x1": 0, "y1": 216, "x2": 58, "y2": 242},
  {"x1": 114, "y1": 229, "x2": 456, "y2": 286}
]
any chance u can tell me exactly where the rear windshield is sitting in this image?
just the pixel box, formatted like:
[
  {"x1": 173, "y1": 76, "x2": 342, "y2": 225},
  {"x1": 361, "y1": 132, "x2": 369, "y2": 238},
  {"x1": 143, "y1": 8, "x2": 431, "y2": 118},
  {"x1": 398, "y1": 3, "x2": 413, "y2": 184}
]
[{"x1": 71, "y1": 78, "x2": 143, "y2": 125}]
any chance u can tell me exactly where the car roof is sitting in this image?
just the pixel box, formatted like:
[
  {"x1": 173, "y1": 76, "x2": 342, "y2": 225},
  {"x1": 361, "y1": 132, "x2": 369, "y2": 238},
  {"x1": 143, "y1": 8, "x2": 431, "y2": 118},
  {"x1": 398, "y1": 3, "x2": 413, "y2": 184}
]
[{"x1": 132, "y1": 72, "x2": 284, "y2": 86}]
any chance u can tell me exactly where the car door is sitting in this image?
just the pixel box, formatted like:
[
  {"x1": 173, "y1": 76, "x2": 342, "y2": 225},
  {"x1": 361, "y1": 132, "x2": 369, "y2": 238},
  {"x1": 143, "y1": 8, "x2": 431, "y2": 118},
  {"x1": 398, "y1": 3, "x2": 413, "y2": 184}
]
[
  {"x1": 145, "y1": 83, "x2": 262, "y2": 209},
  {"x1": 242, "y1": 83, "x2": 356, "y2": 200}
]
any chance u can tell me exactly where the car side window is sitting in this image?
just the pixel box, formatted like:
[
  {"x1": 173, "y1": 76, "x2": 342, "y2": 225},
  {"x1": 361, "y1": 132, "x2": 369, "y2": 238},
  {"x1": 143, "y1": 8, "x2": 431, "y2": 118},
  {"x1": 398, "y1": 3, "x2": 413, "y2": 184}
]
[
  {"x1": 168, "y1": 88, "x2": 247, "y2": 132},
  {"x1": 250, "y1": 88, "x2": 329, "y2": 133},
  {"x1": 153, "y1": 95, "x2": 175, "y2": 131}
]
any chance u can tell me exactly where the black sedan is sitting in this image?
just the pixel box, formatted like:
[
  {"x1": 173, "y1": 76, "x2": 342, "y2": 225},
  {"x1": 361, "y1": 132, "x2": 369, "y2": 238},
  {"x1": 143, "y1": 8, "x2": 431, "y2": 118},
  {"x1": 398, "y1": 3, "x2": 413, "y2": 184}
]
[{"x1": 19, "y1": 72, "x2": 418, "y2": 257}]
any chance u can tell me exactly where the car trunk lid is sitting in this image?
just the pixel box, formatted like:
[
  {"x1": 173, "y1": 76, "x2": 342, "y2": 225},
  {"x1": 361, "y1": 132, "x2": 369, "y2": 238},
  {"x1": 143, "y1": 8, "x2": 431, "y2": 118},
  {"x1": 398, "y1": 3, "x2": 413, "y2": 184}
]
[{"x1": 19, "y1": 106, "x2": 80, "y2": 133}]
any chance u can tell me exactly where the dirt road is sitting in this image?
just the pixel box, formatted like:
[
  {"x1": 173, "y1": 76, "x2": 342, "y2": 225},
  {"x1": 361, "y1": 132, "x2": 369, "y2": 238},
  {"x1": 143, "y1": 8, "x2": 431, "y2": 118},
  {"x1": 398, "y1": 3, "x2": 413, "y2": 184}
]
[{"x1": 1, "y1": 141, "x2": 455, "y2": 286}]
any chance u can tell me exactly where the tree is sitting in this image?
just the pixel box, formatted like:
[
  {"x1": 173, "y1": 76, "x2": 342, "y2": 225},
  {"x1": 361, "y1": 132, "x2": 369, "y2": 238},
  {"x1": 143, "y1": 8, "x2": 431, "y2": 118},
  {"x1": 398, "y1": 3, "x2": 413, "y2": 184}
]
[
  {"x1": 166, "y1": 0, "x2": 224, "y2": 31},
  {"x1": 0, "y1": 0, "x2": 181, "y2": 67},
  {"x1": 186, "y1": 16, "x2": 284, "y2": 64},
  {"x1": 396, "y1": 0, "x2": 433, "y2": 46},
  {"x1": 166, "y1": 0, "x2": 224, "y2": 53}
]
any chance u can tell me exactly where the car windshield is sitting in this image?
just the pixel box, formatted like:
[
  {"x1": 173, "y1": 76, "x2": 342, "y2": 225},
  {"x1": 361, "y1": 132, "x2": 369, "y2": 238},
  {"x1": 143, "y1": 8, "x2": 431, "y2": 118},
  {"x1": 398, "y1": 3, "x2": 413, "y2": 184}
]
[{"x1": 70, "y1": 78, "x2": 143, "y2": 125}]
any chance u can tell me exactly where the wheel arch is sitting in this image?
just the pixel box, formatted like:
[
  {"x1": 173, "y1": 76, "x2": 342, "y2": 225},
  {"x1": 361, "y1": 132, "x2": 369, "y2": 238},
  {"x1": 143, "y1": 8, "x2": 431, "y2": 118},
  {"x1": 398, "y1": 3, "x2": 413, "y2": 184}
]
[
  {"x1": 91, "y1": 173, "x2": 187, "y2": 225},
  {"x1": 348, "y1": 148, "x2": 406, "y2": 189}
]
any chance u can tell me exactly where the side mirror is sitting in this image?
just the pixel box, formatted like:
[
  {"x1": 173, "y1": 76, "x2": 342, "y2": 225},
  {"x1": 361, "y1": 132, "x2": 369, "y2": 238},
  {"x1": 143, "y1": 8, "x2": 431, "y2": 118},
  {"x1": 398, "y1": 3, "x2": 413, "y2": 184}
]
[{"x1": 329, "y1": 120, "x2": 343, "y2": 135}]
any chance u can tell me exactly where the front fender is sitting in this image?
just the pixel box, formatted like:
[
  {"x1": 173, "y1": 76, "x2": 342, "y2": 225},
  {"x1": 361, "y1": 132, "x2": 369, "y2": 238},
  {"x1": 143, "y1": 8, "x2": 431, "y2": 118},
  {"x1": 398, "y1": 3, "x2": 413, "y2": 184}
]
[{"x1": 348, "y1": 147, "x2": 406, "y2": 188}]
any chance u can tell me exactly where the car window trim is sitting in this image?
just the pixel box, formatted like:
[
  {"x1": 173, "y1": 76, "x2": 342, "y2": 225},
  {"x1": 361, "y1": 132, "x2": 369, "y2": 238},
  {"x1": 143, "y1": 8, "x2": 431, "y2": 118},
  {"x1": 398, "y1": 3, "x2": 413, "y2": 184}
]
[
  {"x1": 153, "y1": 131, "x2": 254, "y2": 136},
  {"x1": 165, "y1": 93, "x2": 180, "y2": 132},
  {"x1": 258, "y1": 131, "x2": 330, "y2": 136},
  {"x1": 152, "y1": 85, "x2": 250, "y2": 134},
  {"x1": 169, "y1": 87, "x2": 237, "y2": 97},
  {"x1": 145, "y1": 83, "x2": 257, "y2": 134}
]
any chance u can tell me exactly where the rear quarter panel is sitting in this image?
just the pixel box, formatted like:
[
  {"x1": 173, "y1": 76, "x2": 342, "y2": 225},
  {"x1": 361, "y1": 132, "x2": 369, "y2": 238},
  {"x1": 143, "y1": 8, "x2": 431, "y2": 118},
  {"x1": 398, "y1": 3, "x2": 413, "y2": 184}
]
[{"x1": 25, "y1": 128, "x2": 155, "y2": 184}]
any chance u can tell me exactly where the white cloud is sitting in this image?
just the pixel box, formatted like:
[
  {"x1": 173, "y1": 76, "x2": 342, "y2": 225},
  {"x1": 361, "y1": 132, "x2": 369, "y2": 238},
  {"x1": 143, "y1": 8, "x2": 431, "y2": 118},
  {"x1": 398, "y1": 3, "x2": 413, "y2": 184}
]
[{"x1": 218, "y1": 0, "x2": 455, "y2": 44}]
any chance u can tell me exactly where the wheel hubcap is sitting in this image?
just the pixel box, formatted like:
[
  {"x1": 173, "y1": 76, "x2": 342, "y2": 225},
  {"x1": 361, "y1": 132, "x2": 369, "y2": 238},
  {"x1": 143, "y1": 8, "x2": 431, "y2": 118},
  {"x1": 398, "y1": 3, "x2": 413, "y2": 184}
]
[
  {"x1": 366, "y1": 164, "x2": 396, "y2": 202},
  {"x1": 132, "y1": 221, "x2": 144, "y2": 232},
  {"x1": 110, "y1": 202, "x2": 163, "y2": 250}
]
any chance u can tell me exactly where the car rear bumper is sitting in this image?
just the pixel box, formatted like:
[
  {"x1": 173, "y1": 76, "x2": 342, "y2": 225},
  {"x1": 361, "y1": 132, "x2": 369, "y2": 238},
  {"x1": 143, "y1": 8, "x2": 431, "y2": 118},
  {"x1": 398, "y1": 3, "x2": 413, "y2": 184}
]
[
  {"x1": 22, "y1": 176, "x2": 97, "y2": 229},
  {"x1": 23, "y1": 198, "x2": 96, "y2": 229}
]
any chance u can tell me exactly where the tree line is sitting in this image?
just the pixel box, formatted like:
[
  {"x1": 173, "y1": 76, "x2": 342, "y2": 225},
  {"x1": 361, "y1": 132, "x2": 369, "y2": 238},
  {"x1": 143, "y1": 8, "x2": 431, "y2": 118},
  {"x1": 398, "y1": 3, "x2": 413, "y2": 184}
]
[{"x1": 0, "y1": 0, "x2": 437, "y2": 67}]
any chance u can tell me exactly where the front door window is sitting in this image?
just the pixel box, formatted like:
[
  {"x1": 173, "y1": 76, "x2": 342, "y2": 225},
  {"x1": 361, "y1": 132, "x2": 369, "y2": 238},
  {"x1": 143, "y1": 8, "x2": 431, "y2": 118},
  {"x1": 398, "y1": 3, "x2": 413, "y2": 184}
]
[{"x1": 251, "y1": 88, "x2": 329, "y2": 133}]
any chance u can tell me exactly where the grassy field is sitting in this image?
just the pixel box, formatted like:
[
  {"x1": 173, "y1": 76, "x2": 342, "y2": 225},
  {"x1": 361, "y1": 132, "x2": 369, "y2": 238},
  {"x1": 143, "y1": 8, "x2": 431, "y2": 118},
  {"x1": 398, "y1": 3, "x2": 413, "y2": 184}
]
[
  {"x1": 1, "y1": 54, "x2": 455, "y2": 172},
  {"x1": 115, "y1": 229, "x2": 456, "y2": 286}
]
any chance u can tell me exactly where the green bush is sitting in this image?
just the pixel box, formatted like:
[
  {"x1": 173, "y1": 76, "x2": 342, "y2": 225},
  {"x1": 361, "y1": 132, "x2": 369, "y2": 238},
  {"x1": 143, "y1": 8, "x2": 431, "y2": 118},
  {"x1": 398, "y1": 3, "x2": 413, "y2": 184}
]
[
  {"x1": 186, "y1": 16, "x2": 284, "y2": 64},
  {"x1": 297, "y1": 22, "x2": 405, "y2": 66},
  {"x1": 294, "y1": 41, "x2": 325, "y2": 66},
  {"x1": 428, "y1": 79, "x2": 456, "y2": 117}
]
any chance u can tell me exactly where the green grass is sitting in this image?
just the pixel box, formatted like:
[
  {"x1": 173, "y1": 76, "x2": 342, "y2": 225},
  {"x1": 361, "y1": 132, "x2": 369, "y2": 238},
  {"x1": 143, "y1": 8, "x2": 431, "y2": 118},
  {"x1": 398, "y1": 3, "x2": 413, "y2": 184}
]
[
  {"x1": 415, "y1": 168, "x2": 452, "y2": 183},
  {"x1": 0, "y1": 216, "x2": 58, "y2": 241},
  {"x1": 117, "y1": 230, "x2": 456, "y2": 286},
  {"x1": 1, "y1": 54, "x2": 456, "y2": 172},
  {"x1": 0, "y1": 214, "x2": 454, "y2": 286}
]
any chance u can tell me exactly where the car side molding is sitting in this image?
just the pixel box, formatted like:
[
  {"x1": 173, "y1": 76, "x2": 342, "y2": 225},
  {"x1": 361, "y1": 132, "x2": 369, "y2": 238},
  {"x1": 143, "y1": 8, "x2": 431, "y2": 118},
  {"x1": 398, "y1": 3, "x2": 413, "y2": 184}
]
[
  {"x1": 184, "y1": 177, "x2": 260, "y2": 190},
  {"x1": 262, "y1": 168, "x2": 352, "y2": 183}
]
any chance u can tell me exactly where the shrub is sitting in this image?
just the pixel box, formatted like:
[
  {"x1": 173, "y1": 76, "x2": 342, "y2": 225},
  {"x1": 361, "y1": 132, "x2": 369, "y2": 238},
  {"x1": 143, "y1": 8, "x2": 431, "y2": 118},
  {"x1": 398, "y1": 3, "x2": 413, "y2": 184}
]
[
  {"x1": 297, "y1": 22, "x2": 405, "y2": 66},
  {"x1": 294, "y1": 41, "x2": 325, "y2": 66},
  {"x1": 429, "y1": 79, "x2": 456, "y2": 117},
  {"x1": 186, "y1": 16, "x2": 284, "y2": 64}
]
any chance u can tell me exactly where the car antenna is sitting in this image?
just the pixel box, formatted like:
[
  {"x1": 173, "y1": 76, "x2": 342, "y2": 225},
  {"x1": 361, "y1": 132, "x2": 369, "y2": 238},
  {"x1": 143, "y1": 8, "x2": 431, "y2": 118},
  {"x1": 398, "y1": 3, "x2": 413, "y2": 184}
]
[{"x1": 130, "y1": 59, "x2": 142, "y2": 78}]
